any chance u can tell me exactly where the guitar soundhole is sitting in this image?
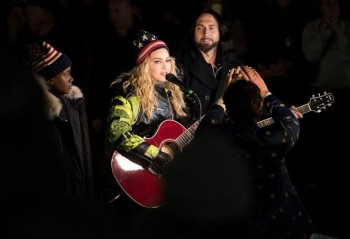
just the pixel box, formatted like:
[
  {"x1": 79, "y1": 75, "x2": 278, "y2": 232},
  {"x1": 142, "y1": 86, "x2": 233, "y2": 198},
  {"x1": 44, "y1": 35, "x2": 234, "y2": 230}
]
[{"x1": 162, "y1": 142, "x2": 181, "y2": 158}]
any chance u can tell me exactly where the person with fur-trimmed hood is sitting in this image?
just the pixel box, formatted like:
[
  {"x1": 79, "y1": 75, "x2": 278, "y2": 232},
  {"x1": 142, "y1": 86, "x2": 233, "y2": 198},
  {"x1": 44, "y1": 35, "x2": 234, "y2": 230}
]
[{"x1": 23, "y1": 41, "x2": 94, "y2": 201}]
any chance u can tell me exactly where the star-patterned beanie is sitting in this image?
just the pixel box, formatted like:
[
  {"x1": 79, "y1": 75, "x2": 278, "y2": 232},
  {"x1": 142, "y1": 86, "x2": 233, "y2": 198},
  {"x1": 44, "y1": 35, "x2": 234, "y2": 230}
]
[
  {"x1": 133, "y1": 30, "x2": 169, "y2": 65},
  {"x1": 23, "y1": 41, "x2": 72, "y2": 79}
]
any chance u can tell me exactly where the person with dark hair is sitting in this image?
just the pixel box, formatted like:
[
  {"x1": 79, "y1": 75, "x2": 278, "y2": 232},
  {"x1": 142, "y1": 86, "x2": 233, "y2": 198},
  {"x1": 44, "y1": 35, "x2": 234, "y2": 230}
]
[
  {"x1": 175, "y1": 7, "x2": 242, "y2": 123},
  {"x1": 195, "y1": 66, "x2": 315, "y2": 239},
  {"x1": 22, "y1": 41, "x2": 94, "y2": 201},
  {"x1": 0, "y1": 40, "x2": 122, "y2": 239}
]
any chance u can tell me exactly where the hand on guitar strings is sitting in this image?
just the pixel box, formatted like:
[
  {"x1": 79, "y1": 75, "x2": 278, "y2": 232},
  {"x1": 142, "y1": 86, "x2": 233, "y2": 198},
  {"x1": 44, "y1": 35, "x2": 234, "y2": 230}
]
[{"x1": 148, "y1": 151, "x2": 173, "y2": 176}]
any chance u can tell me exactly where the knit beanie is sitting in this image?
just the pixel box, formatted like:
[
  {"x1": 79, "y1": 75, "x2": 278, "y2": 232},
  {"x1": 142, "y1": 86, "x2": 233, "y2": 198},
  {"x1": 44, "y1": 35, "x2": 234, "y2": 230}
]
[
  {"x1": 23, "y1": 41, "x2": 72, "y2": 79},
  {"x1": 133, "y1": 30, "x2": 169, "y2": 65}
]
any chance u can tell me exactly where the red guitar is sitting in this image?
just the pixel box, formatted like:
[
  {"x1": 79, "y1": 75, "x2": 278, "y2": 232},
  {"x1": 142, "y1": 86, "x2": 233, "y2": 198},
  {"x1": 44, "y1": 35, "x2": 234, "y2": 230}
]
[
  {"x1": 111, "y1": 119, "x2": 201, "y2": 208},
  {"x1": 111, "y1": 92, "x2": 334, "y2": 208}
]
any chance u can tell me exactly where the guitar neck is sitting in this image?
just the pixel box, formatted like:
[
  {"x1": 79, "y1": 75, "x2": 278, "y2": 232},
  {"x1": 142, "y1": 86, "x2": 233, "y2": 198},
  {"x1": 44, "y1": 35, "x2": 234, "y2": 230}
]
[
  {"x1": 257, "y1": 103, "x2": 310, "y2": 128},
  {"x1": 175, "y1": 119, "x2": 201, "y2": 149}
]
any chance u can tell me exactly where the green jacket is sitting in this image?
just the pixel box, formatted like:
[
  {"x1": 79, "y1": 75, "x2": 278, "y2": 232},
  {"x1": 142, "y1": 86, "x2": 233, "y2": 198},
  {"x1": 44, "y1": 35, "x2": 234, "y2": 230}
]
[{"x1": 106, "y1": 84, "x2": 175, "y2": 162}]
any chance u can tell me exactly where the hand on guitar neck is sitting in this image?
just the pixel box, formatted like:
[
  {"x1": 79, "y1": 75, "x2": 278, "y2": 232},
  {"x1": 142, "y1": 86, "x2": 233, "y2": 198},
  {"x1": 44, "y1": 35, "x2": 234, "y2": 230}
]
[
  {"x1": 257, "y1": 92, "x2": 334, "y2": 128},
  {"x1": 290, "y1": 105, "x2": 303, "y2": 119}
]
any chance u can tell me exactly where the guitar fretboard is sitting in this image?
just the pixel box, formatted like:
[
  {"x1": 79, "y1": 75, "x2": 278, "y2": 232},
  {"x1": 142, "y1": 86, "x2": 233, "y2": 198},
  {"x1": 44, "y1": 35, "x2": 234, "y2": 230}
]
[
  {"x1": 175, "y1": 119, "x2": 201, "y2": 149},
  {"x1": 257, "y1": 103, "x2": 310, "y2": 128}
]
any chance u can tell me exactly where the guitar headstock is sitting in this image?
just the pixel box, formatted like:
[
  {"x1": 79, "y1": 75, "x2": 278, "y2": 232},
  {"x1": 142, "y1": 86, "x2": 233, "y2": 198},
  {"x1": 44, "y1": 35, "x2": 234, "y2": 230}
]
[{"x1": 309, "y1": 92, "x2": 334, "y2": 113}]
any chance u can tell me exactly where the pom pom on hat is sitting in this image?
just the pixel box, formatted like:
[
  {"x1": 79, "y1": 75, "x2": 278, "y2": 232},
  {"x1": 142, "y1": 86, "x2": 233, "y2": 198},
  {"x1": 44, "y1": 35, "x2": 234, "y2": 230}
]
[
  {"x1": 133, "y1": 30, "x2": 169, "y2": 65},
  {"x1": 23, "y1": 41, "x2": 72, "y2": 79}
]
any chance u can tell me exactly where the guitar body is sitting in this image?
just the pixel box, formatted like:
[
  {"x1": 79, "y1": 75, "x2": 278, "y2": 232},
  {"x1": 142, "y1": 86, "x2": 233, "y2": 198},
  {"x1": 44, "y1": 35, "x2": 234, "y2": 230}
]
[{"x1": 111, "y1": 120, "x2": 186, "y2": 208}]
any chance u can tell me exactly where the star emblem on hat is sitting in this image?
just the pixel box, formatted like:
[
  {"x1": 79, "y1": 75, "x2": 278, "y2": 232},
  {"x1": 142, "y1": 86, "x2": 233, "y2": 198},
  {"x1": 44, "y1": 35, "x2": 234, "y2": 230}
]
[
  {"x1": 141, "y1": 33, "x2": 148, "y2": 41},
  {"x1": 133, "y1": 30, "x2": 168, "y2": 65}
]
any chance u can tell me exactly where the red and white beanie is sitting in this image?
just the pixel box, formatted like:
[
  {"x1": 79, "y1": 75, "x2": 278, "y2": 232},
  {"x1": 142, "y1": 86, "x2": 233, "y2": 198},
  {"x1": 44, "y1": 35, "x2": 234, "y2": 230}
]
[
  {"x1": 24, "y1": 41, "x2": 72, "y2": 79},
  {"x1": 133, "y1": 30, "x2": 169, "y2": 65}
]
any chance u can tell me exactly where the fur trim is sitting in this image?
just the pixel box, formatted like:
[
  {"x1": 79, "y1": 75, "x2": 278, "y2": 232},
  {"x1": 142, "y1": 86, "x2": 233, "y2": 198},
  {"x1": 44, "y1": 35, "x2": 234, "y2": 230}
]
[
  {"x1": 67, "y1": 85, "x2": 83, "y2": 99},
  {"x1": 35, "y1": 76, "x2": 61, "y2": 120},
  {"x1": 35, "y1": 75, "x2": 83, "y2": 120}
]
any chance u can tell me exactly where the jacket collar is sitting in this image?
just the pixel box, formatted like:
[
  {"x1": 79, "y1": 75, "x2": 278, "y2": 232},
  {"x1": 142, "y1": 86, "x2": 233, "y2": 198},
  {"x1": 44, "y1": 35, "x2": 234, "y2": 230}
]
[{"x1": 36, "y1": 77, "x2": 83, "y2": 120}]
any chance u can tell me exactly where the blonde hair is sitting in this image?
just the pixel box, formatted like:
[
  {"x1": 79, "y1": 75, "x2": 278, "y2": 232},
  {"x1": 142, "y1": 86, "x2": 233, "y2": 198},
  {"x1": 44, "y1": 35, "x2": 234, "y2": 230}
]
[{"x1": 111, "y1": 56, "x2": 188, "y2": 121}]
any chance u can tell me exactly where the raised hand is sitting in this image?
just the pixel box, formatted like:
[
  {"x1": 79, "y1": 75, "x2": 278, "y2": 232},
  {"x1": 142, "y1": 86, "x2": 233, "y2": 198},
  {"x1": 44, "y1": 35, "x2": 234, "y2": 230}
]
[
  {"x1": 241, "y1": 66, "x2": 270, "y2": 98},
  {"x1": 227, "y1": 66, "x2": 243, "y2": 85}
]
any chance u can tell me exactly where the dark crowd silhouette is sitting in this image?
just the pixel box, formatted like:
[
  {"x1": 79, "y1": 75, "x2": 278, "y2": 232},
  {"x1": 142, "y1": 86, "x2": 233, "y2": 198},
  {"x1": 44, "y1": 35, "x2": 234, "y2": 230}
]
[{"x1": 1, "y1": 0, "x2": 349, "y2": 238}]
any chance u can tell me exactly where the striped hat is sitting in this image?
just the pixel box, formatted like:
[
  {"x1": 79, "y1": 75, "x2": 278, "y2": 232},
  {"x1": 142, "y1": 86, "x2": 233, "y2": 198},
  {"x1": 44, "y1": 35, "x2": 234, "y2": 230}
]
[
  {"x1": 23, "y1": 41, "x2": 72, "y2": 79},
  {"x1": 133, "y1": 30, "x2": 169, "y2": 65}
]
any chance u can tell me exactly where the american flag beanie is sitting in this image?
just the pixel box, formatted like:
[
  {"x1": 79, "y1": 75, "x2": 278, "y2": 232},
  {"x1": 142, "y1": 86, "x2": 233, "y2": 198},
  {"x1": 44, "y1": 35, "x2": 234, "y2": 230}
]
[
  {"x1": 23, "y1": 41, "x2": 72, "y2": 79},
  {"x1": 133, "y1": 30, "x2": 169, "y2": 65}
]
